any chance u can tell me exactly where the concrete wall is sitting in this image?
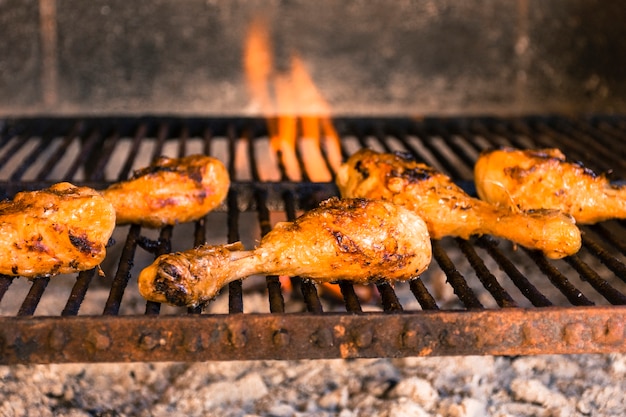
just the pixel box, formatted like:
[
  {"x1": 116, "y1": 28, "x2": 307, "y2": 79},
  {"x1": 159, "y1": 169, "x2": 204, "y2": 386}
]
[{"x1": 1, "y1": 0, "x2": 625, "y2": 117}]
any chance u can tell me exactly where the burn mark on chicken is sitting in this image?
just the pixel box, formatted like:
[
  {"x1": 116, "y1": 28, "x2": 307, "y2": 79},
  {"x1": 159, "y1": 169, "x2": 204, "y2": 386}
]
[
  {"x1": 154, "y1": 264, "x2": 191, "y2": 306},
  {"x1": 25, "y1": 235, "x2": 47, "y2": 253},
  {"x1": 391, "y1": 166, "x2": 434, "y2": 183},
  {"x1": 574, "y1": 161, "x2": 599, "y2": 178},
  {"x1": 132, "y1": 157, "x2": 205, "y2": 184},
  {"x1": 330, "y1": 230, "x2": 361, "y2": 254},
  {"x1": 393, "y1": 151, "x2": 416, "y2": 162},
  {"x1": 354, "y1": 160, "x2": 369, "y2": 179},
  {"x1": 68, "y1": 231, "x2": 97, "y2": 254},
  {"x1": 504, "y1": 166, "x2": 532, "y2": 180}
]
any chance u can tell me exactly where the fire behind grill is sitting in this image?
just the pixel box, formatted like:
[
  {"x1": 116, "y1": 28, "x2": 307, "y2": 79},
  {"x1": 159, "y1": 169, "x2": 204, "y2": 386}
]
[{"x1": 0, "y1": 115, "x2": 625, "y2": 364}]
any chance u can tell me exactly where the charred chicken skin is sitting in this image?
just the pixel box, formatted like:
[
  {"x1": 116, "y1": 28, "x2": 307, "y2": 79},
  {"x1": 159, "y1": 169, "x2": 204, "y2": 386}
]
[
  {"x1": 101, "y1": 154, "x2": 230, "y2": 228},
  {"x1": 0, "y1": 182, "x2": 116, "y2": 277},
  {"x1": 336, "y1": 149, "x2": 581, "y2": 259},
  {"x1": 139, "y1": 197, "x2": 432, "y2": 307},
  {"x1": 475, "y1": 147, "x2": 626, "y2": 224}
]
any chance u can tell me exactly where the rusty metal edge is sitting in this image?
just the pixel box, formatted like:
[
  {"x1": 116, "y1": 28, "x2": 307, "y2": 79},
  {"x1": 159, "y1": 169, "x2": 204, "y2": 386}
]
[{"x1": 1, "y1": 306, "x2": 625, "y2": 364}]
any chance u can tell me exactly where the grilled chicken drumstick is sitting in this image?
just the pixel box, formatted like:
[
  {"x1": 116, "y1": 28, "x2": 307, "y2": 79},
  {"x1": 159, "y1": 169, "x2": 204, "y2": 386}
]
[
  {"x1": 139, "y1": 197, "x2": 432, "y2": 307},
  {"x1": 336, "y1": 149, "x2": 581, "y2": 259},
  {"x1": 101, "y1": 154, "x2": 230, "y2": 228},
  {"x1": 0, "y1": 182, "x2": 116, "y2": 277},
  {"x1": 475, "y1": 147, "x2": 626, "y2": 224}
]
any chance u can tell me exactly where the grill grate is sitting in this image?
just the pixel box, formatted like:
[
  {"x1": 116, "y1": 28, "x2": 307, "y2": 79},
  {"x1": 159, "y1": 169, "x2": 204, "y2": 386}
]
[{"x1": 0, "y1": 115, "x2": 625, "y2": 363}]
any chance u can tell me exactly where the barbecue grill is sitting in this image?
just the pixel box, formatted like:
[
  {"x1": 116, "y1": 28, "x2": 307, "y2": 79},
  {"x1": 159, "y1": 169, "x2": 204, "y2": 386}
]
[{"x1": 0, "y1": 115, "x2": 625, "y2": 364}]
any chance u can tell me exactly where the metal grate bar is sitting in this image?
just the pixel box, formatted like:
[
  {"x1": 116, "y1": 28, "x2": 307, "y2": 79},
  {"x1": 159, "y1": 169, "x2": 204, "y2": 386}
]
[
  {"x1": 523, "y1": 249, "x2": 595, "y2": 306},
  {"x1": 431, "y1": 122, "x2": 477, "y2": 176},
  {"x1": 0, "y1": 275, "x2": 15, "y2": 304},
  {"x1": 227, "y1": 188, "x2": 244, "y2": 314},
  {"x1": 35, "y1": 123, "x2": 81, "y2": 181},
  {"x1": 409, "y1": 278, "x2": 439, "y2": 310},
  {"x1": 283, "y1": 190, "x2": 324, "y2": 313},
  {"x1": 456, "y1": 238, "x2": 518, "y2": 307},
  {"x1": 590, "y1": 224, "x2": 626, "y2": 257},
  {"x1": 581, "y1": 232, "x2": 626, "y2": 283},
  {"x1": 572, "y1": 119, "x2": 626, "y2": 162},
  {"x1": 339, "y1": 281, "x2": 363, "y2": 312},
  {"x1": 177, "y1": 125, "x2": 189, "y2": 158},
  {"x1": 102, "y1": 224, "x2": 141, "y2": 315},
  {"x1": 202, "y1": 126, "x2": 213, "y2": 156},
  {"x1": 16, "y1": 277, "x2": 50, "y2": 316},
  {"x1": 549, "y1": 118, "x2": 626, "y2": 173},
  {"x1": 144, "y1": 226, "x2": 173, "y2": 316},
  {"x1": 9, "y1": 135, "x2": 55, "y2": 181},
  {"x1": 518, "y1": 120, "x2": 609, "y2": 173},
  {"x1": 187, "y1": 218, "x2": 208, "y2": 315},
  {"x1": 0, "y1": 134, "x2": 31, "y2": 173},
  {"x1": 409, "y1": 123, "x2": 465, "y2": 178},
  {"x1": 87, "y1": 131, "x2": 120, "y2": 181},
  {"x1": 564, "y1": 255, "x2": 626, "y2": 305},
  {"x1": 116, "y1": 123, "x2": 148, "y2": 181},
  {"x1": 432, "y1": 240, "x2": 483, "y2": 309},
  {"x1": 376, "y1": 282, "x2": 403, "y2": 312},
  {"x1": 476, "y1": 236, "x2": 553, "y2": 307},
  {"x1": 61, "y1": 269, "x2": 96, "y2": 316},
  {"x1": 150, "y1": 122, "x2": 170, "y2": 162},
  {"x1": 63, "y1": 127, "x2": 102, "y2": 180},
  {"x1": 454, "y1": 120, "x2": 493, "y2": 155},
  {"x1": 592, "y1": 118, "x2": 626, "y2": 159},
  {"x1": 255, "y1": 188, "x2": 286, "y2": 313}
]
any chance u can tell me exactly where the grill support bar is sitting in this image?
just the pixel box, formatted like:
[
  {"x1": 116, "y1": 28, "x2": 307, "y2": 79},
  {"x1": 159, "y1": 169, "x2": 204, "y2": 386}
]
[{"x1": 1, "y1": 306, "x2": 625, "y2": 364}]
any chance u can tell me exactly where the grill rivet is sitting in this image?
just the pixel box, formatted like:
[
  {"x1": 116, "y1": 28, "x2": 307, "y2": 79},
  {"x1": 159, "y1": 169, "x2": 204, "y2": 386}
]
[
  {"x1": 184, "y1": 333, "x2": 202, "y2": 352},
  {"x1": 563, "y1": 322, "x2": 588, "y2": 346},
  {"x1": 48, "y1": 328, "x2": 66, "y2": 350},
  {"x1": 593, "y1": 318, "x2": 624, "y2": 345},
  {"x1": 139, "y1": 333, "x2": 163, "y2": 350},
  {"x1": 228, "y1": 323, "x2": 247, "y2": 348},
  {"x1": 401, "y1": 330, "x2": 418, "y2": 348},
  {"x1": 521, "y1": 323, "x2": 542, "y2": 346},
  {"x1": 354, "y1": 328, "x2": 373, "y2": 348},
  {"x1": 311, "y1": 328, "x2": 334, "y2": 348},
  {"x1": 87, "y1": 330, "x2": 111, "y2": 351},
  {"x1": 273, "y1": 329, "x2": 290, "y2": 347}
]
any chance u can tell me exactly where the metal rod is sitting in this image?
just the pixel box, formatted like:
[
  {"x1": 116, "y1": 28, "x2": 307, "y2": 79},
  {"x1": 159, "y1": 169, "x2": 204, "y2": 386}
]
[
  {"x1": 581, "y1": 232, "x2": 626, "y2": 283},
  {"x1": 339, "y1": 281, "x2": 363, "y2": 313},
  {"x1": 432, "y1": 240, "x2": 483, "y2": 309},
  {"x1": 61, "y1": 269, "x2": 95, "y2": 316},
  {"x1": 116, "y1": 123, "x2": 148, "y2": 181},
  {"x1": 35, "y1": 122, "x2": 81, "y2": 181},
  {"x1": 144, "y1": 226, "x2": 173, "y2": 316},
  {"x1": 564, "y1": 255, "x2": 626, "y2": 305},
  {"x1": 0, "y1": 275, "x2": 15, "y2": 304},
  {"x1": 523, "y1": 249, "x2": 595, "y2": 306},
  {"x1": 590, "y1": 223, "x2": 626, "y2": 257},
  {"x1": 409, "y1": 278, "x2": 440, "y2": 310},
  {"x1": 376, "y1": 282, "x2": 403, "y2": 312},
  {"x1": 17, "y1": 277, "x2": 50, "y2": 316},
  {"x1": 283, "y1": 189, "x2": 324, "y2": 313},
  {"x1": 456, "y1": 238, "x2": 518, "y2": 308},
  {"x1": 476, "y1": 236, "x2": 553, "y2": 307},
  {"x1": 102, "y1": 224, "x2": 141, "y2": 315}
]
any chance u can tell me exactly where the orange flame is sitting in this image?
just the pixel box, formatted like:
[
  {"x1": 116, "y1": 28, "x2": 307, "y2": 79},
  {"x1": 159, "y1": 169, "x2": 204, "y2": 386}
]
[{"x1": 244, "y1": 18, "x2": 341, "y2": 181}]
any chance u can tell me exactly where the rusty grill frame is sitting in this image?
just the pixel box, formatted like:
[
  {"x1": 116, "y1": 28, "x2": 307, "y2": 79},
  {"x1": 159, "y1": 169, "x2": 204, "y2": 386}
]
[{"x1": 0, "y1": 115, "x2": 625, "y2": 364}]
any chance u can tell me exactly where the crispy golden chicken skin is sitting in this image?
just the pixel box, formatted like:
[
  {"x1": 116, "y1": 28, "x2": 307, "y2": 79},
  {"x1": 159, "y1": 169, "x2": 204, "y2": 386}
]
[
  {"x1": 336, "y1": 149, "x2": 581, "y2": 259},
  {"x1": 475, "y1": 147, "x2": 626, "y2": 224},
  {"x1": 0, "y1": 182, "x2": 116, "y2": 277},
  {"x1": 139, "y1": 197, "x2": 432, "y2": 307},
  {"x1": 101, "y1": 154, "x2": 229, "y2": 228}
]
